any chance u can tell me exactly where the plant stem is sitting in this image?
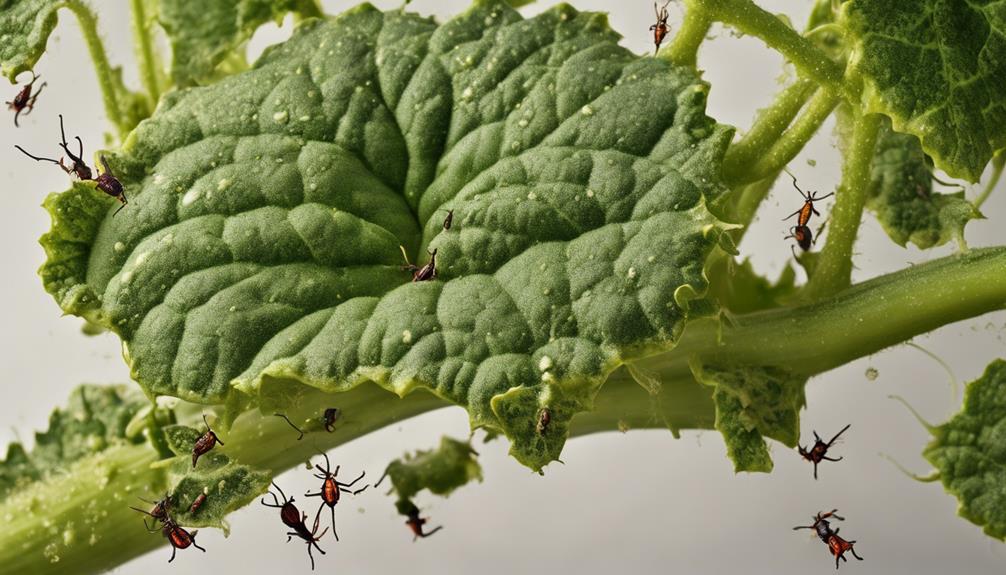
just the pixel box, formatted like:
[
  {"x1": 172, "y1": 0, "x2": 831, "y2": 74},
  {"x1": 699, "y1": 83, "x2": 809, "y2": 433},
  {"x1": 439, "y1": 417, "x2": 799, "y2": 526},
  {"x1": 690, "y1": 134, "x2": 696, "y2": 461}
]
[
  {"x1": 729, "y1": 87, "x2": 841, "y2": 187},
  {"x1": 691, "y1": 0, "x2": 846, "y2": 94},
  {"x1": 63, "y1": 0, "x2": 127, "y2": 140},
  {"x1": 974, "y1": 150, "x2": 1005, "y2": 210},
  {"x1": 732, "y1": 171, "x2": 782, "y2": 231},
  {"x1": 3, "y1": 246, "x2": 1006, "y2": 574},
  {"x1": 804, "y1": 112, "x2": 881, "y2": 299},
  {"x1": 722, "y1": 78, "x2": 816, "y2": 182},
  {"x1": 666, "y1": 0, "x2": 712, "y2": 68},
  {"x1": 129, "y1": 0, "x2": 161, "y2": 109}
]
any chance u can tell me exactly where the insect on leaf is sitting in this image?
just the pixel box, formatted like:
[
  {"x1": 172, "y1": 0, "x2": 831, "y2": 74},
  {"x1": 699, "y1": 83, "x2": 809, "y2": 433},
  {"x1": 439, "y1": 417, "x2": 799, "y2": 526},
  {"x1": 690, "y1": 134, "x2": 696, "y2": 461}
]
[
  {"x1": 844, "y1": 0, "x2": 1006, "y2": 182},
  {"x1": 40, "y1": 0, "x2": 734, "y2": 471}
]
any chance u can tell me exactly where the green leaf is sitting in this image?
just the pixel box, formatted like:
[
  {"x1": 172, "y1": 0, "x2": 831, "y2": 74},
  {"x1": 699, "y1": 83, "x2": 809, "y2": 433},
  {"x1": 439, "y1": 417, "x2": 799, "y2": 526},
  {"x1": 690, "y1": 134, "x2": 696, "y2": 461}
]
[
  {"x1": 163, "y1": 451, "x2": 269, "y2": 531},
  {"x1": 690, "y1": 359, "x2": 807, "y2": 472},
  {"x1": 158, "y1": 0, "x2": 322, "y2": 86},
  {"x1": 0, "y1": 0, "x2": 61, "y2": 81},
  {"x1": 41, "y1": 1, "x2": 733, "y2": 471},
  {"x1": 844, "y1": 0, "x2": 1006, "y2": 182},
  {"x1": 0, "y1": 384, "x2": 148, "y2": 500},
  {"x1": 705, "y1": 257, "x2": 797, "y2": 314},
  {"x1": 866, "y1": 118, "x2": 982, "y2": 249},
  {"x1": 379, "y1": 436, "x2": 482, "y2": 511},
  {"x1": 923, "y1": 359, "x2": 1006, "y2": 540}
]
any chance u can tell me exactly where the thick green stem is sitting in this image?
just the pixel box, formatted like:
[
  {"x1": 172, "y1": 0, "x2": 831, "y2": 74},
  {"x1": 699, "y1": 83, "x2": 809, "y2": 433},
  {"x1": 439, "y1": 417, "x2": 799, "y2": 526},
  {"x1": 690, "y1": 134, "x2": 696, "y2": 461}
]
[
  {"x1": 974, "y1": 150, "x2": 1005, "y2": 210},
  {"x1": 691, "y1": 0, "x2": 846, "y2": 94},
  {"x1": 129, "y1": 0, "x2": 161, "y2": 109},
  {"x1": 804, "y1": 112, "x2": 881, "y2": 299},
  {"x1": 666, "y1": 0, "x2": 712, "y2": 67},
  {"x1": 64, "y1": 0, "x2": 127, "y2": 140},
  {"x1": 722, "y1": 79, "x2": 816, "y2": 182},
  {"x1": 3, "y1": 247, "x2": 1006, "y2": 574},
  {"x1": 729, "y1": 87, "x2": 841, "y2": 186}
]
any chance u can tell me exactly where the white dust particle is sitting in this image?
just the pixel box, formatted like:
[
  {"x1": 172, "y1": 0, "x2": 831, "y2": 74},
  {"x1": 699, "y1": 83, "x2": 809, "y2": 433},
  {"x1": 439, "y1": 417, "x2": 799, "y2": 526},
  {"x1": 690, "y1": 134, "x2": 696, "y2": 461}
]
[
  {"x1": 402, "y1": 330, "x2": 413, "y2": 344},
  {"x1": 113, "y1": 242, "x2": 125, "y2": 253},
  {"x1": 538, "y1": 355, "x2": 553, "y2": 372},
  {"x1": 581, "y1": 105, "x2": 594, "y2": 115},
  {"x1": 181, "y1": 188, "x2": 201, "y2": 206},
  {"x1": 273, "y1": 111, "x2": 289, "y2": 124}
]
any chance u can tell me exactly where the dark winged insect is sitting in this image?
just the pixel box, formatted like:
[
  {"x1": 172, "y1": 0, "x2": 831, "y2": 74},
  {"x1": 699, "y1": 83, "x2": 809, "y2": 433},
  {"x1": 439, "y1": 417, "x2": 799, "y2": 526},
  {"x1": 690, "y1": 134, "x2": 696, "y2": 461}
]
[
  {"x1": 323, "y1": 407, "x2": 340, "y2": 433},
  {"x1": 403, "y1": 502, "x2": 443, "y2": 542},
  {"x1": 189, "y1": 492, "x2": 207, "y2": 514},
  {"x1": 15, "y1": 114, "x2": 92, "y2": 180},
  {"x1": 95, "y1": 155, "x2": 129, "y2": 215},
  {"x1": 6, "y1": 71, "x2": 46, "y2": 127},
  {"x1": 412, "y1": 249, "x2": 438, "y2": 282},
  {"x1": 262, "y1": 482, "x2": 328, "y2": 570},
  {"x1": 274, "y1": 413, "x2": 305, "y2": 440},
  {"x1": 192, "y1": 414, "x2": 225, "y2": 468},
  {"x1": 158, "y1": 519, "x2": 206, "y2": 563},
  {"x1": 783, "y1": 172, "x2": 834, "y2": 228},
  {"x1": 536, "y1": 408, "x2": 551, "y2": 435},
  {"x1": 441, "y1": 209, "x2": 454, "y2": 230},
  {"x1": 649, "y1": 1, "x2": 671, "y2": 55},
  {"x1": 785, "y1": 225, "x2": 813, "y2": 252},
  {"x1": 129, "y1": 493, "x2": 172, "y2": 530},
  {"x1": 793, "y1": 509, "x2": 863, "y2": 569},
  {"x1": 305, "y1": 451, "x2": 368, "y2": 541},
  {"x1": 797, "y1": 423, "x2": 850, "y2": 480}
]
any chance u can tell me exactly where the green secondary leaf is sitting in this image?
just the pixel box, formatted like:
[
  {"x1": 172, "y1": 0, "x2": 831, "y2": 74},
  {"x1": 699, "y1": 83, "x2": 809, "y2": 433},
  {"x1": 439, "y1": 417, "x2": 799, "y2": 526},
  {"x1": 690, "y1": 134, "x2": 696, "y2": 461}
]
[
  {"x1": 867, "y1": 118, "x2": 981, "y2": 249},
  {"x1": 0, "y1": 384, "x2": 147, "y2": 500},
  {"x1": 844, "y1": 0, "x2": 1006, "y2": 182},
  {"x1": 379, "y1": 436, "x2": 482, "y2": 509},
  {"x1": 163, "y1": 451, "x2": 269, "y2": 531},
  {"x1": 690, "y1": 359, "x2": 807, "y2": 473},
  {"x1": 923, "y1": 359, "x2": 1006, "y2": 540},
  {"x1": 0, "y1": 0, "x2": 61, "y2": 81},
  {"x1": 705, "y1": 257, "x2": 797, "y2": 314},
  {"x1": 158, "y1": 0, "x2": 322, "y2": 86},
  {"x1": 41, "y1": 0, "x2": 733, "y2": 471}
]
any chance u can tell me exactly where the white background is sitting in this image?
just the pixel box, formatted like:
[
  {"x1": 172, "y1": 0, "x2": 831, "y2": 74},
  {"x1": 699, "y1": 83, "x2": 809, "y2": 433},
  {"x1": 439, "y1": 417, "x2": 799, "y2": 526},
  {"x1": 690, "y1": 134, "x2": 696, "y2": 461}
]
[{"x1": 1, "y1": 1, "x2": 1004, "y2": 573}]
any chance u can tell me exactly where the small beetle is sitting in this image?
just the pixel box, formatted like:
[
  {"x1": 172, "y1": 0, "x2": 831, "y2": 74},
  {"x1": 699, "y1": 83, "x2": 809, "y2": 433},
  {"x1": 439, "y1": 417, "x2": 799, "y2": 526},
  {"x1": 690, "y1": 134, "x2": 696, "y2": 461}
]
[
  {"x1": 95, "y1": 155, "x2": 128, "y2": 215},
  {"x1": 793, "y1": 509, "x2": 863, "y2": 569},
  {"x1": 305, "y1": 451, "x2": 368, "y2": 541},
  {"x1": 797, "y1": 424, "x2": 850, "y2": 480},
  {"x1": 536, "y1": 408, "x2": 551, "y2": 435},
  {"x1": 649, "y1": 1, "x2": 672, "y2": 55},
  {"x1": 6, "y1": 71, "x2": 46, "y2": 127},
  {"x1": 274, "y1": 413, "x2": 305, "y2": 440},
  {"x1": 783, "y1": 172, "x2": 834, "y2": 228},
  {"x1": 403, "y1": 502, "x2": 443, "y2": 542},
  {"x1": 262, "y1": 482, "x2": 328, "y2": 570},
  {"x1": 322, "y1": 407, "x2": 341, "y2": 433},
  {"x1": 192, "y1": 414, "x2": 225, "y2": 468}
]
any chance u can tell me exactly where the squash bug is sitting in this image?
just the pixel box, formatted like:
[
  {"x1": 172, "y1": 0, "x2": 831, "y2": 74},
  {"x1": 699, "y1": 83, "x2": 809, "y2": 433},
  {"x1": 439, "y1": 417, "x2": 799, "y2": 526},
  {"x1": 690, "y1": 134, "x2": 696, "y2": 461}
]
[
  {"x1": 536, "y1": 408, "x2": 551, "y2": 435},
  {"x1": 412, "y1": 249, "x2": 438, "y2": 282},
  {"x1": 6, "y1": 71, "x2": 46, "y2": 127},
  {"x1": 305, "y1": 451, "x2": 368, "y2": 541},
  {"x1": 189, "y1": 492, "x2": 208, "y2": 515},
  {"x1": 797, "y1": 423, "x2": 850, "y2": 480},
  {"x1": 403, "y1": 502, "x2": 443, "y2": 541},
  {"x1": 441, "y1": 209, "x2": 454, "y2": 230},
  {"x1": 95, "y1": 155, "x2": 129, "y2": 215},
  {"x1": 192, "y1": 414, "x2": 225, "y2": 468},
  {"x1": 15, "y1": 114, "x2": 92, "y2": 180},
  {"x1": 782, "y1": 172, "x2": 833, "y2": 228},
  {"x1": 793, "y1": 509, "x2": 863, "y2": 569},
  {"x1": 649, "y1": 1, "x2": 671, "y2": 55},
  {"x1": 262, "y1": 482, "x2": 328, "y2": 570},
  {"x1": 323, "y1": 407, "x2": 340, "y2": 433},
  {"x1": 274, "y1": 413, "x2": 305, "y2": 440}
]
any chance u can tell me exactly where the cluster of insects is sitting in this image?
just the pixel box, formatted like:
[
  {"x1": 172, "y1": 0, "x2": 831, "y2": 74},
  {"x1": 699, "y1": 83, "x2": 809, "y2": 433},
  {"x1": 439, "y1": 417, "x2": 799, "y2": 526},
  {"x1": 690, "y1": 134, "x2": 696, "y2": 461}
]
[
  {"x1": 130, "y1": 494, "x2": 207, "y2": 563},
  {"x1": 783, "y1": 172, "x2": 833, "y2": 257},
  {"x1": 400, "y1": 208, "x2": 453, "y2": 282}
]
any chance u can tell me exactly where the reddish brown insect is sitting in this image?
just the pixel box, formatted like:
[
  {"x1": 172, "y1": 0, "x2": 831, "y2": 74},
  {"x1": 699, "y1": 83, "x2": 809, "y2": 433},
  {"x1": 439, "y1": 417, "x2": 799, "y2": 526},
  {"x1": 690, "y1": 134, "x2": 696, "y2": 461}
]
[
  {"x1": 274, "y1": 413, "x2": 305, "y2": 440},
  {"x1": 262, "y1": 482, "x2": 328, "y2": 570},
  {"x1": 798, "y1": 424, "x2": 850, "y2": 480},
  {"x1": 189, "y1": 492, "x2": 208, "y2": 514},
  {"x1": 412, "y1": 249, "x2": 438, "y2": 282},
  {"x1": 95, "y1": 154, "x2": 128, "y2": 215},
  {"x1": 158, "y1": 520, "x2": 207, "y2": 563},
  {"x1": 785, "y1": 225, "x2": 813, "y2": 252},
  {"x1": 305, "y1": 451, "x2": 368, "y2": 541},
  {"x1": 441, "y1": 209, "x2": 454, "y2": 230},
  {"x1": 403, "y1": 502, "x2": 443, "y2": 542},
  {"x1": 323, "y1": 407, "x2": 340, "y2": 433},
  {"x1": 649, "y1": 1, "x2": 671, "y2": 55},
  {"x1": 793, "y1": 509, "x2": 863, "y2": 569},
  {"x1": 783, "y1": 173, "x2": 834, "y2": 228},
  {"x1": 192, "y1": 414, "x2": 225, "y2": 468},
  {"x1": 536, "y1": 408, "x2": 551, "y2": 435},
  {"x1": 6, "y1": 71, "x2": 46, "y2": 127},
  {"x1": 130, "y1": 493, "x2": 172, "y2": 530}
]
